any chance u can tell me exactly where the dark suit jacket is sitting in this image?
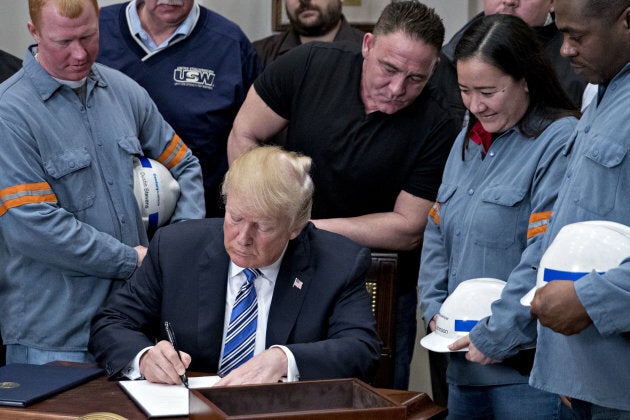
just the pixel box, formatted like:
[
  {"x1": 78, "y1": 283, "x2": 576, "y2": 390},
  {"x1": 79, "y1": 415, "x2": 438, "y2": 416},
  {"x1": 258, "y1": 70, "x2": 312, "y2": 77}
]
[{"x1": 89, "y1": 219, "x2": 380, "y2": 382}]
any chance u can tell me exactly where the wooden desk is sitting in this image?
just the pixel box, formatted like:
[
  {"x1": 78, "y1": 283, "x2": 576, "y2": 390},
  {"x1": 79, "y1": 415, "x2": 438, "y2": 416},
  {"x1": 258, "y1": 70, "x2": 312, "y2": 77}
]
[{"x1": 0, "y1": 375, "x2": 445, "y2": 420}]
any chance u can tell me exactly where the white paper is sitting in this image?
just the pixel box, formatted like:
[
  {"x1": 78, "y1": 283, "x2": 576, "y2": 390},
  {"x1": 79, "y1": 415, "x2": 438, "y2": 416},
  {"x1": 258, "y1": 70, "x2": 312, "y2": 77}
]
[{"x1": 119, "y1": 376, "x2": 220, "y2": 418}]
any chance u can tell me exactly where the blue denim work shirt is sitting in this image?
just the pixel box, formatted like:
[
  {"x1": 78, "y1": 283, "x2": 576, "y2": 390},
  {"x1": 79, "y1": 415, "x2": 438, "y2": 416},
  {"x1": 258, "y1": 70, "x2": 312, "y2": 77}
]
[
  {"x1": 530, "y1": 63, "x2": 630, "y2": 411},
  {"x1": 0, "y1": 48, "x2": 204, "y2": 352},
  {"x1": 420, "y1": 114, "x2": 576, "y2": 386}
]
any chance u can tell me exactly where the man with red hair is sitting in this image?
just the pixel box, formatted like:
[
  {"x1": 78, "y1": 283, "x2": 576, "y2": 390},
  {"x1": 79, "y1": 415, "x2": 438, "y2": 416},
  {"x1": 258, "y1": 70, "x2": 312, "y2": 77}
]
[{"x1": 0, "y1": 0, "x2": 204, "y2": 365}]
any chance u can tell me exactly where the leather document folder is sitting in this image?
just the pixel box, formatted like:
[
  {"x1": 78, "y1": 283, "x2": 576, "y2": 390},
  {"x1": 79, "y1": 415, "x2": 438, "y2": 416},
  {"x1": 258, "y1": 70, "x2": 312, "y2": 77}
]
[{"x1": 0, "y1": 363, "x2": 104, "y2": 407}]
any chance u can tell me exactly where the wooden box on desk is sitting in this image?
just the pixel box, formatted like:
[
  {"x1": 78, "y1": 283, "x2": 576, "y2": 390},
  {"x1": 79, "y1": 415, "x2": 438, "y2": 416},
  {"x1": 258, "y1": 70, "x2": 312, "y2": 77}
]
[{"x1": 189, "y1": 378, "x2": 407, "y2": 419}]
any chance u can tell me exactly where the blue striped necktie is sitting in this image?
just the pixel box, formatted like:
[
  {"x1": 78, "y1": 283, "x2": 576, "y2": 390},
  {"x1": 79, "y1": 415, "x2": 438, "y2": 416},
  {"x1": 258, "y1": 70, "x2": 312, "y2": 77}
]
[{"x1": 218, "y1": 268, "x2": 261, "y2": 376}]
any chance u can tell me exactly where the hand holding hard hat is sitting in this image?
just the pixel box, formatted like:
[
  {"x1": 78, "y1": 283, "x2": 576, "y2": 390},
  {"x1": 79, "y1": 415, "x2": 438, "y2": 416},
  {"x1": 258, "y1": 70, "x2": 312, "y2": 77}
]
[
  {"x1": 521, "y1": 221, "x2": 630, "y2": 306},
  {"x1": 133, "y1": 157, "x2": 181, "y2": 232},
  {"x1": 530, "y1": 279, "x2": 593, "y2": 335},
  {"x1": 420, "y1": 278, "x2": 506, "y2": 353}
]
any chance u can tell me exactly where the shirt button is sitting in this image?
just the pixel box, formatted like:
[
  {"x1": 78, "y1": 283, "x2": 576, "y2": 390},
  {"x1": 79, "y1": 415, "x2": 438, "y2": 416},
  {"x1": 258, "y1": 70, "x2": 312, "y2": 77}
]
[
  {"x1": 468, "y1": 189, "x2": 474, "y2": 195},
  {"x1": 584, "y1": 126, "x2": 590, "y2": 133},
  {"x1": 489, "y1": 151, "x2": 495, "y2": 157}
]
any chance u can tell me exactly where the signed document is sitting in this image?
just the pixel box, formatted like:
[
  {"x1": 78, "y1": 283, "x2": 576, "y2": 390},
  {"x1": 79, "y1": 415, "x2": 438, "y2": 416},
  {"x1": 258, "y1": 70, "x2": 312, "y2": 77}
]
[{"x1": 119, "y1": 376, "x2": 220, "y2": 417}]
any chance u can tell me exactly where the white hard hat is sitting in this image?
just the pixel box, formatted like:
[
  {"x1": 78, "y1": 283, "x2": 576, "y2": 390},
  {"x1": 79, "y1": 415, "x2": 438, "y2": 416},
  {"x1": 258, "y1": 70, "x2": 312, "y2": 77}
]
[
  {"x1": 521, "y1": 221, "x2": 630, "y2": 306},
  {"x1": 133, "y1": 156, "x2": 180, "y2": 231},
  {"x1": 421, "y1": 278, "x2": 506, "y2": 353}
]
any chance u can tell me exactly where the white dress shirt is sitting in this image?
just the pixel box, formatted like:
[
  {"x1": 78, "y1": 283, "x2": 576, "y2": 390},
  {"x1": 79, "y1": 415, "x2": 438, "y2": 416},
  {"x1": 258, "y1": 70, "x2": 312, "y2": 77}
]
[{"x1": 223, "y1": 256, "x2": 300, "y2": 382}]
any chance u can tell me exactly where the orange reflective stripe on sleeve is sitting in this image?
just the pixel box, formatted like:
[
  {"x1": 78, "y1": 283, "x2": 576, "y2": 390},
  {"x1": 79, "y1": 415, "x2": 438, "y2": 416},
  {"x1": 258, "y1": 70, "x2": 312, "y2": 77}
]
[
  {"x1": 157, "y1": 134, "x2": 190, "y2": 170},
  {"x1": 527, "y1": 210, "x2": 552, "y2": 239},
  {"x1": 0, "y1": 182, "x2": 57, "y2": 217},
  {"x1": 429, "y1": 202, "x2": 440, "y2": 225}
]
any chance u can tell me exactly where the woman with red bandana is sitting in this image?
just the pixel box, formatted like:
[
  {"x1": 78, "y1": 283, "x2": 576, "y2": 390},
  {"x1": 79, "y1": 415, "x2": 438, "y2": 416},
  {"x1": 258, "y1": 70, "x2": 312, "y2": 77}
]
[{"x1": 418, "y1": 14, "x2": 580, "y2": 419}]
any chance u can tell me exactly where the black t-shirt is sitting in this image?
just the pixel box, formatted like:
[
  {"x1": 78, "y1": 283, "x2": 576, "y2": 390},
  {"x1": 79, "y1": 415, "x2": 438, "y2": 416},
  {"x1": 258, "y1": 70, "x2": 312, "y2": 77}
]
[{"x1": 255, "y1": 42, "x2": 459, "y2": 220}]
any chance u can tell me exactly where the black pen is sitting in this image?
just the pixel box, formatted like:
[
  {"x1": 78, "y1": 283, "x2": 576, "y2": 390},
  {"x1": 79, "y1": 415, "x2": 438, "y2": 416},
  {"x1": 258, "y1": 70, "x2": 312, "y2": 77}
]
[{"x1": 164, "y1": 321, "x2": 189, "y2": 388}]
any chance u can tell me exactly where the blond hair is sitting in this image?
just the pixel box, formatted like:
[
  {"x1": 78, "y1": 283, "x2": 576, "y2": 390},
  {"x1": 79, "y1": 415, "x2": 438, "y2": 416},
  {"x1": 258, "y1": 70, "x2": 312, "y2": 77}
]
[
  {"x1": 222, "y1": 146, "x2": 314, "y2": 228},
  {"x1": 29, "y1": 0, "x2": 99, "y2": 28}
]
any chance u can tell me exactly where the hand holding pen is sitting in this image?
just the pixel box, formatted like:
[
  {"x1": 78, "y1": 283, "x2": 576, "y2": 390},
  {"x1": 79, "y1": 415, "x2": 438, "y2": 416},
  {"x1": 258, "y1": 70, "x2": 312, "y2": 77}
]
[{"x1": 164, "y1": 321, "x2": 190, "y2": 388}]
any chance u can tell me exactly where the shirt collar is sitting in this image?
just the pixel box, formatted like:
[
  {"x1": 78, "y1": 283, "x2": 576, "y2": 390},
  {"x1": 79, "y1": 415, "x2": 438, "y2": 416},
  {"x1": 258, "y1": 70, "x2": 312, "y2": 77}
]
[
  {"x1": 24, "y1": 45, "x2": 104, "y2": 101},
  {"x1": 229, "y1": 245, "x2": 287, "y2": 282},
  {"x1": 127, "y1": 0, "x2": 199, "y2": 52}
]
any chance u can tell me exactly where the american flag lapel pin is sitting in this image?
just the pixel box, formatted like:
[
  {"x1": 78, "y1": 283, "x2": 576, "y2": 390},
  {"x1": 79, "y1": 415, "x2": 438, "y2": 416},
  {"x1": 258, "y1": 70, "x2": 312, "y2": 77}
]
[{"x1": 292, "y1": 278, "x2": 303, "y2": 290}]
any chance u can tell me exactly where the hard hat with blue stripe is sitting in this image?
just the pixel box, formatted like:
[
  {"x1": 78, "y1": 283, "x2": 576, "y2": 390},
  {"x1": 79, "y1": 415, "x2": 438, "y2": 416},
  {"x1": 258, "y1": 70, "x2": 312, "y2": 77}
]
[
  {"x1": 133, "y1": 156, "x2": 180, "y2": 233},
  {"x1": 521, "y1": 221, "x2": 630, "y2": 306},
  {"x1": 421, "y1": 278, "x2": 506, "y2": 353}
]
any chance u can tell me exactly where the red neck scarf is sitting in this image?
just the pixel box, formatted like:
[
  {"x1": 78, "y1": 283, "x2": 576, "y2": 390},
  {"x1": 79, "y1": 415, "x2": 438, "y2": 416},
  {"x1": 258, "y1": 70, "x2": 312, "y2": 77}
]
[{"x1": 469, "y1": 121, "x2": 493, "y2": 154}]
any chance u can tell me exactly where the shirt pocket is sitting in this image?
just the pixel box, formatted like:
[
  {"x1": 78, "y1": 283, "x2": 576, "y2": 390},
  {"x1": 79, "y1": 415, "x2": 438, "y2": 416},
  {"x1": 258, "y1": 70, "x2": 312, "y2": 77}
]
[
  {"x1": 571, "y1": 139, "x2": 627, "y2": 216},
  {"x1": 117, "y1": 136, "x2": 143, "y2": 156},
  {"x1": 473, "y1": 186, "x2": 527, "y2": 249},
  {"x1": 43, "y1": 148, "x2": 95, "y2": 212},
  {"x1": 117, "y1": 136, "x2": 144, "y2": 187},
  {"x1": 434, "y1": 184, "x2": 457, "y2": 226},
  {"x1": 437, "y1": 184, "x2": 457, "y2": 204}
]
